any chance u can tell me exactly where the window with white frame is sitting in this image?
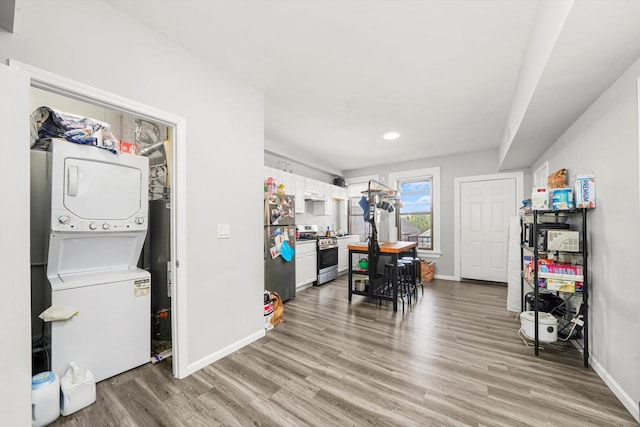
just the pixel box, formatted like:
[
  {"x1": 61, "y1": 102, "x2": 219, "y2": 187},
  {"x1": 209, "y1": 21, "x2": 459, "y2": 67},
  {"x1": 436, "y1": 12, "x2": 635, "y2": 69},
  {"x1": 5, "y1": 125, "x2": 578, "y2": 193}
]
[
  {"x1": 389, "y1": 168, "x2": 441, "y2": 255},
  {"x1": 397, "y1": 178, "x2": 433, "y2": 250}
]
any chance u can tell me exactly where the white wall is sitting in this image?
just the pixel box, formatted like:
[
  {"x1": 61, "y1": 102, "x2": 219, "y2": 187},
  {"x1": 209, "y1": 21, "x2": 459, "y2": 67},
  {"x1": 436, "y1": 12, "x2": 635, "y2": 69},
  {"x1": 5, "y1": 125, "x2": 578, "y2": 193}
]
[
  {"x1": 499, "y1": 0, "x2": 574, "y2": 167},
  {"x1": 264, "y1": 147, "x2": 336, "y2": 183},
  {"x1": 531, "y1": 56, "x2": 640, "y2": 421},
  {"x1": 0, "y1": 62, "x2": 31, "y2": 427},
  {"x1": 345, "y1": 149, "x2": 531, "y2": 278},
  {"x1": 0, "y1": 0, "x2": 264, "y2": 421}
]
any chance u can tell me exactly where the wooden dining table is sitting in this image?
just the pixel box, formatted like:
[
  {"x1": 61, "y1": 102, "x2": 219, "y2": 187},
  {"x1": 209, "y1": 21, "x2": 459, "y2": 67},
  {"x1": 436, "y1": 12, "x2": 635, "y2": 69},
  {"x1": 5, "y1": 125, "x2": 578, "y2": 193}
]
[{"x1": 347, "y1": 241, "x2": 418, "y2": 311}]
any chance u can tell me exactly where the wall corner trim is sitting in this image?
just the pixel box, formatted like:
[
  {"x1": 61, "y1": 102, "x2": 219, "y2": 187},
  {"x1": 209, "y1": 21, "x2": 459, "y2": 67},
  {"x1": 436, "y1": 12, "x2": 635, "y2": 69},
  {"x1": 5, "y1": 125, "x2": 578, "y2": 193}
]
[
  {"x1": 182, "y1": 329, "x2": 266, "y2": 379},
  {"x1": 590, "y1": 356, "x2": 639, "y2": 423}
]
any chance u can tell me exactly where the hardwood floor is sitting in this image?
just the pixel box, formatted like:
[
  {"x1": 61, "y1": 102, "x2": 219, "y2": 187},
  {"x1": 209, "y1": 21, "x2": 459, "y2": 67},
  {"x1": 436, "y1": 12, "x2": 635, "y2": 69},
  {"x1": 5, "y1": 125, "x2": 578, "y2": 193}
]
[{"x1": 52, "y1": 277, "x2": 636, "y2": 426}]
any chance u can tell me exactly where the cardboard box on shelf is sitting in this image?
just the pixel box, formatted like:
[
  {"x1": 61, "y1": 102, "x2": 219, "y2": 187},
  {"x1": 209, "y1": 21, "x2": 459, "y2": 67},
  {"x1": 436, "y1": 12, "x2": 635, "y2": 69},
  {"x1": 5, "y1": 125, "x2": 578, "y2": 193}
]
[
  {"x1": 573, "y1": 174, "x2": 596, "y2": 209},
  {"x1": 545, "y1": 278, "x2": 577, "y2": 293},
  {"x1": 531, "y1": 187, "x2": 550, "y2": 210}
]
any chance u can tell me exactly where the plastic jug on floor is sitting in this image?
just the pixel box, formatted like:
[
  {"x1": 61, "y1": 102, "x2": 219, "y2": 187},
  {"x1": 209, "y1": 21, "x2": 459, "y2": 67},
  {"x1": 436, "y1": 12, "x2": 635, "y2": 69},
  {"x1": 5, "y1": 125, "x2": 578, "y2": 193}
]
[
  {"x1": 60, "y1": 362, "x2": 96, "y2": 416},
  {"x1": 31, "y1": 371, "x2": 60, "y2": 427}
]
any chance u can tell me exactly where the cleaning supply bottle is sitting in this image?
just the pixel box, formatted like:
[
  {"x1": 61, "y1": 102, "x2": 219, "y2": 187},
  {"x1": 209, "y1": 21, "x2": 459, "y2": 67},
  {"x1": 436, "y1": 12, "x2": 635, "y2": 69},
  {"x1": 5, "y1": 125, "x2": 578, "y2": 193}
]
[
  {"x1": 60, "y1": 362, "x2": 96, "y2": 416},
  {"x1": 31, "y1": 371, "x2": 60, "y2": 427}
]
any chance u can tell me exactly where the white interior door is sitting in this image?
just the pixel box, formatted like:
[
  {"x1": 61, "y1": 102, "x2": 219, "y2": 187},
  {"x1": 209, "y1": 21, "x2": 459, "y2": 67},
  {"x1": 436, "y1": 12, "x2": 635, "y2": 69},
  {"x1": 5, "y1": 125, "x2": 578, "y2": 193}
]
[{"x1": 460, "y1": 178, "x2": 516, "y2": 282}]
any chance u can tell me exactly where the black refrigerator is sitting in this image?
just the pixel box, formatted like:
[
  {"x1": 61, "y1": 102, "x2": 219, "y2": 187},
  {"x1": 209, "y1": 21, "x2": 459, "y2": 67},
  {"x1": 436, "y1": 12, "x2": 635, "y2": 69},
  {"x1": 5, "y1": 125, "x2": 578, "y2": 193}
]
[{"x1": 264, "y1": 193, "x2": 296, "y2": 302}]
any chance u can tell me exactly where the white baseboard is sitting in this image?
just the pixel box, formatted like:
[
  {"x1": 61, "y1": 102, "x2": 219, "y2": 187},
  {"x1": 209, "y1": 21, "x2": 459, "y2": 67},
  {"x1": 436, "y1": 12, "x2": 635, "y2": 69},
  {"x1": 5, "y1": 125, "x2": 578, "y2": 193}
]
[
  {"x1": 296, "y1": 282, "x2": 314, "y2": 292},
  {"x1": 183, "y1": 329, "x2": 265, "y2": 378},
  {"x1": 433, "y1": 274, "x2": 460, "y2": 281},
  {"x1": 590, "y1": 356, "x2": 639, "y2": 423}
]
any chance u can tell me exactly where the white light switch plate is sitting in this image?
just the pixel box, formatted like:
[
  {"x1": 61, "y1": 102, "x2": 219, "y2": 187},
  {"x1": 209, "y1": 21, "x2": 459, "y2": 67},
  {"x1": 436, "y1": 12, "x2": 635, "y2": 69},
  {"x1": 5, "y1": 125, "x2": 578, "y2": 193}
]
[{"x1": 217, "y1": 224, "x2": 231, "y2": 239}]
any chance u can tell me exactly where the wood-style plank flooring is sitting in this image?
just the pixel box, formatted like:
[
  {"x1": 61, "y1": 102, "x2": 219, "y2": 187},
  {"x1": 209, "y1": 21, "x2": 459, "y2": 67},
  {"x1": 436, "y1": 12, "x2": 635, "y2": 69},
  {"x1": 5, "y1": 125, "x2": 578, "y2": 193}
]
[{"x1": 52, "y1": 277, "x2": 636, "y2": 426}]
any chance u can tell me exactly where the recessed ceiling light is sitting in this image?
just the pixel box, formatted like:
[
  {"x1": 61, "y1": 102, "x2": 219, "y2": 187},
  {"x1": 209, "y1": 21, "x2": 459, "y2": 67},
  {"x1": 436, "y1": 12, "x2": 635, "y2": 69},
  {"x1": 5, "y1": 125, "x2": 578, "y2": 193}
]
[{"x1": 382, "y1": 131, "x2": 400, "y2": 141}]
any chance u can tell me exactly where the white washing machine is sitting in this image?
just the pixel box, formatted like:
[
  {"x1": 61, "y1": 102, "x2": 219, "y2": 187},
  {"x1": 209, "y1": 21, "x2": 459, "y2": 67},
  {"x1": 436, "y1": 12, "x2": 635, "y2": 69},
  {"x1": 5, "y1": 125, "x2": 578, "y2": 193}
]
[{"x1": 43, "y1": 139, "x2": 150, "y2": 382}]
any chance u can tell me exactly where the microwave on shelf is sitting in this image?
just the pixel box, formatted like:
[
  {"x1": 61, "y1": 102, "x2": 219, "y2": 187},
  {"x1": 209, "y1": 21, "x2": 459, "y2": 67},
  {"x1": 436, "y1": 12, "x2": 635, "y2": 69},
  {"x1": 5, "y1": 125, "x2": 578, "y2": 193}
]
[{"x1": 523, "y1": 222, "x2": 571, "y2": 250}]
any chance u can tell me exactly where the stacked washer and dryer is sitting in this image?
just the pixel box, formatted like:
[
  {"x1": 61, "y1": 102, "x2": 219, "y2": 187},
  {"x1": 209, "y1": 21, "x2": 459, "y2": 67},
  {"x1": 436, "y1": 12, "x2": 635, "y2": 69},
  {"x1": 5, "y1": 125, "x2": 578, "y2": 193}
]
[{"x1": 40, "y1": 138, "x2": 151, "y2": 382}]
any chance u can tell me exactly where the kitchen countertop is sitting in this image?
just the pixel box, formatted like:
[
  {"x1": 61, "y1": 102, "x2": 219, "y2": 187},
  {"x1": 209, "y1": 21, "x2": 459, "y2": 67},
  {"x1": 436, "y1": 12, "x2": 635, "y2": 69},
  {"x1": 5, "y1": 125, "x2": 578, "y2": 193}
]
[{"x1": 347, "y1": 241, "x2": 417, "y2": 254}]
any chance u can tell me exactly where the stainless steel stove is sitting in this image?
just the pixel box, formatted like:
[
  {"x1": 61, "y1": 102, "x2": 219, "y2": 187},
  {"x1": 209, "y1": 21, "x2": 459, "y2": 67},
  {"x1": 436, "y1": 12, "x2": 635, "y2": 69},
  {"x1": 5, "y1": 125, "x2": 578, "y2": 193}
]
[{"x1": 296, "y1": 225, "x2": 339, "y2": 285}]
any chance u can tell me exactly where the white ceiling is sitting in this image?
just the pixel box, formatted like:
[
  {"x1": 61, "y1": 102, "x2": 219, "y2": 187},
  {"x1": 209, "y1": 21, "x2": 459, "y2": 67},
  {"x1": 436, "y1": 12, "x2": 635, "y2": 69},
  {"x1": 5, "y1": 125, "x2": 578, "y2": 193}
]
[{"x1": 105, "y1": 0, "x2": 640, "y2": 174}]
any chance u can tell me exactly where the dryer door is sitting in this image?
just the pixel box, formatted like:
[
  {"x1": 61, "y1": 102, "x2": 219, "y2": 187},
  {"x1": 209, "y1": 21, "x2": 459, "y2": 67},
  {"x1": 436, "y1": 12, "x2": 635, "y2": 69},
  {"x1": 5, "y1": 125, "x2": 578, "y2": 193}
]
[{"x1": 64, "y1": 158, "x2": 142, "y2": 220}]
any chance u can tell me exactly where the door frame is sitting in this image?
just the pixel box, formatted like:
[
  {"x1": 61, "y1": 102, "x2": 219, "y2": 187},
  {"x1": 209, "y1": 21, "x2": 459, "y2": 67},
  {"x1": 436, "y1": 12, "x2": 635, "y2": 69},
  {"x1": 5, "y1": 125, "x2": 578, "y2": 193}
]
[
  {"x1": 9, "y1": 60, "x2": 189, "y2": 378},
  {"x1": 453, "y1": 171, "x2": 523, "y2": 281}
]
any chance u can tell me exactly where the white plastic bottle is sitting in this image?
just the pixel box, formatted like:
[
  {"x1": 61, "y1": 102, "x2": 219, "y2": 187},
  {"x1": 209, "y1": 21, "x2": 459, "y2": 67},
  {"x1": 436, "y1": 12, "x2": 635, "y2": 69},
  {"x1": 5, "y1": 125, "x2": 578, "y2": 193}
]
[
  {"x1": 31, "y1": 371, "x2": 60, "y2": 427},
  {"x1": 60, "y1": 362, "x2": 96, "y2": 416}
]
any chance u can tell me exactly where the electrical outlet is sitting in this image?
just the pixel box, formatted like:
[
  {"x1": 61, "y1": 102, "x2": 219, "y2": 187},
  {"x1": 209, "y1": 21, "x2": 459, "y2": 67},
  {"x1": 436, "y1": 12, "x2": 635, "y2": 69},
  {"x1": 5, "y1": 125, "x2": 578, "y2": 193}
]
[{"x1": 217, "y1": 224, "x2": 231, "y2": 239}]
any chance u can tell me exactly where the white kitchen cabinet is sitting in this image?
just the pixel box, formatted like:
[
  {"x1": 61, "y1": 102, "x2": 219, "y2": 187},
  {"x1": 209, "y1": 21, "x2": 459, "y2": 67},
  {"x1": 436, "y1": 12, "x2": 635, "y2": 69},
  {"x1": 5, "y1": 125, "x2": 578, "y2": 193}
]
[
  {"x1": 295, "y1": 241, "x2": 317, "y2": 289},
  {"x1": 278, "y1": 170, "x2": 294, "y2": 195},
  {"x1": 338, "y1": 235, "x2": 360, "y2": 273},
  {"x1": 264, "y1": 166, "x2": 279, "y2": 191},
  {"x1": 333, "y1": 186, "x2": 348, "y2": 200},
  {"x1": 312, "y1": 183, "x2": 332, "y2": 216},
  {"x1": 264, "y1": 166, "x2": 295, "y2": 195},
  {"x1": 303, "y1": 177, "x2": 317, "y2": 194},
  {"x1": 304, "y1": 178, "x2": 326, "y2": 198},
  {"x1": 293, "y1": 174, "x2": 305, "y2": 214}
]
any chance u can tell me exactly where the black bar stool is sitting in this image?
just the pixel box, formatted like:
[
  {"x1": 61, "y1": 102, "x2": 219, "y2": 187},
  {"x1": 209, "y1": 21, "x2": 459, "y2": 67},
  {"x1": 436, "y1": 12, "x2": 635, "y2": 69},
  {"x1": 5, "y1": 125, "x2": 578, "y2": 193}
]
[
  {"x1": 397, "y1": 259, "x2": 416, "y2": 305},
  {"x1": 401, "y1": 256, "x2": 424, "y2": 299},
  {"x1": 383, "y1": 262, "x2": 408, "y2": 312}
]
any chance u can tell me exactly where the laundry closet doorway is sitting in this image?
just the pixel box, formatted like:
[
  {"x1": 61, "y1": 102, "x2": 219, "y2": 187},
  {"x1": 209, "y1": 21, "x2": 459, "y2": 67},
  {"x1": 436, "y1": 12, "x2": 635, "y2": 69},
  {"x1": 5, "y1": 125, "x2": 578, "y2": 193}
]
[{"x1": 13, "y1": 60, "x2": 188, "y2": 379}]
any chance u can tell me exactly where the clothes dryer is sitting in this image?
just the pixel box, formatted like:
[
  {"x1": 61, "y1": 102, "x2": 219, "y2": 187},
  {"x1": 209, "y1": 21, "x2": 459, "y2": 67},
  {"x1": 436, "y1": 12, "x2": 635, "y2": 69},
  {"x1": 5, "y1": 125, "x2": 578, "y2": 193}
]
[{"x1": 42, "y1": 139, "x2": 150, "y2": 382}]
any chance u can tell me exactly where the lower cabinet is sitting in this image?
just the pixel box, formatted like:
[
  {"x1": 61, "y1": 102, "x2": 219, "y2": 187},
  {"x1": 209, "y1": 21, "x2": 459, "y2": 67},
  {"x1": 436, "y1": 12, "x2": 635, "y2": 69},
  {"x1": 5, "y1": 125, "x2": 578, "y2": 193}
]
[
  {"x1": 295, "y1": 242, "x2": 317, "y2": 289},
  {"x1": 338, "y1": 236, "x2": 360, "y2": 273}
]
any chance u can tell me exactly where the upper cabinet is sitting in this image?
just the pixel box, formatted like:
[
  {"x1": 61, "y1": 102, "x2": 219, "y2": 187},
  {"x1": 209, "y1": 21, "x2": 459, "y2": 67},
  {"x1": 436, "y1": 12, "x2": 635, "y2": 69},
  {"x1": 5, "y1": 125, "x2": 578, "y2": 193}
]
[
  {"x1": 312, "y1": 182, "x2": 331, "y2": 216},
  {"x1": 331, "y1": 186, "x2": 348, "y2": 201},
  {"x1": 264, "y1": 166, "x2": 347, "y2": 217},
  {"x1": 293, "y1": 174, "x2": 305, "y2": 214},
  {"x1": 278, "y1": 171, "x2": 294, "y2": 196},
  {"x1": 303, "y1": 178, "x2": 326, "y2": 199},
  {"x1": 264, "y1": 167, "x2": 303, "y2": 213},
  {"x1": 264, "y1": 167, "x2": 294, "y2": 196},
  {"x1": 264, "y1": 166, "x2": 279, "y2": 188}
]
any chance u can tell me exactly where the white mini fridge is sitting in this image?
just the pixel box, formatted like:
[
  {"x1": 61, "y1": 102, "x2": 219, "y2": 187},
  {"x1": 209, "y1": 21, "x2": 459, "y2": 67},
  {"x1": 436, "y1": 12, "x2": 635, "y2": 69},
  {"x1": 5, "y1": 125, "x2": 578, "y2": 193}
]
[{"x1": 42, "y1": 139, "x2": 150, "y2": 382}]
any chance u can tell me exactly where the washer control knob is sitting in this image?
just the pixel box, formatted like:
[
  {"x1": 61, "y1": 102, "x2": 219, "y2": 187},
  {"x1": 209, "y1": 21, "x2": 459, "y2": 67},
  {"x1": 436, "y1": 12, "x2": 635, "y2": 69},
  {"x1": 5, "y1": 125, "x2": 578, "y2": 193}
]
[
  {"x1": 89, "y1": 223, "x2": 97, "y2": 230},
  {"x1": 58, "y1": 215, "x2": 70, "y2": 224},
  {"x1": 102, "y1": 223, "x2": 110, "y2": 230},
  {"x1": 135, "y1": 217, "x2": 144, "y2": 225}
]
